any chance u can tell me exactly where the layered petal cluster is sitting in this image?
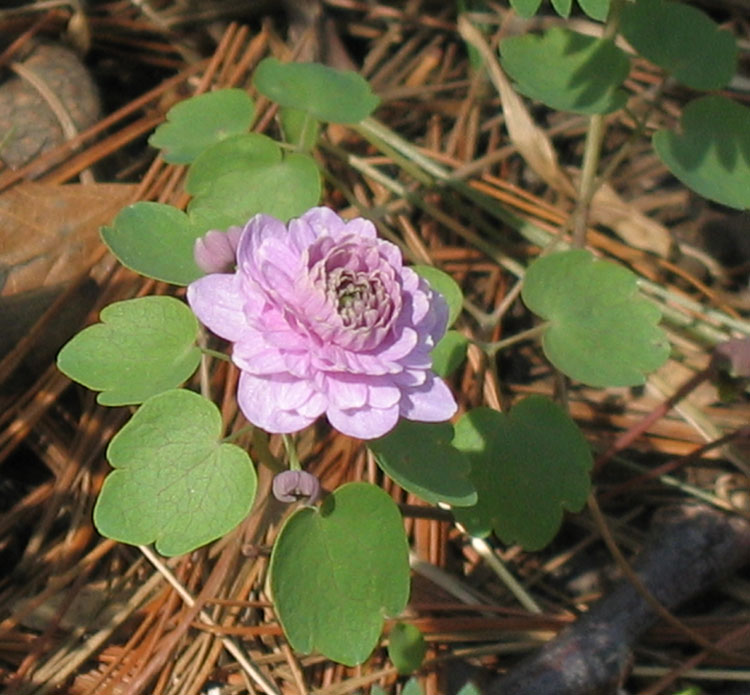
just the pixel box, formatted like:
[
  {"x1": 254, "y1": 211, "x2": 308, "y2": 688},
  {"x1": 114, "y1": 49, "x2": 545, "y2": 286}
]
[{"x1": 187, "y1": 207, "x2": 457, "y2": 439}]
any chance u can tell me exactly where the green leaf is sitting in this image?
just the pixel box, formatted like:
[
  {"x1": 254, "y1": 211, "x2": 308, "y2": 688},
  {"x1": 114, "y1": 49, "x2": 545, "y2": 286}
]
[
  {"x1": 403, "y1": 678, "x2": 424, "y2": 695},
  {"x1": 457, "y1": 683, "x2": 482, "y2": 695},
  {"x1": 621, "y1": 0, "x2": 736, "y2": 91},
  {"x1": 280, "y1": 107, "x2": 321, "y2": 151},
  {"x1": 188, "y1": 152, "x2": 321, "y2": 228},
  {"x1": 453, "y1": 398, "x2": 592, "y2": 550},
  {"x1": 500, "y1": 27, "x2": 629, "y2": 114},
  {"x1": 253, "y1": 57, "x2": 380, "y2": 124},
  {"x1": 577, "y1": 0, "x2": 609, "y2": 21},
  {"x1": 57, "y1": 296, "x2": 200, "y2": 406},
  {"x1": 652, "y1": 96, "x2": 750, "y2": 210},
  {"x1": 184, "y1": 133, "x2": 280, "y2": 196},
  {"x1": 101, "y1": 202, "x2": 204, "y2": 285},
  {"x1": 509, "y1": 0, "x2": 543, "y2": 17},
  {"x1": 94, "y1": 389, "x2": 257, "y2": 556},
  {"x1": 431, "y1": 330, "x2": 469, "y2": 378},
  {"x1": 148, "y1": 89, "x2": 255, "y2": 164},
  {"x1": 388, "y1": 622, "x2": 427, "y2": 675},
  {"x1": 369, "y1": 420, "x2": 476, "y2": 507},
  {"x1": 550, "y1": 0, "x2": 572, "y2": 17},
  {"x1": 521, "y1": 249, "x2": 669, "y2": 387},
  {"x1": 413, "y1": 265, "x2": 463, "y2": 326},
  {"x1": 510, "y1": 0, "x2": 608, "y2": 18},
  {"x1": 269, "y1": 482, "x2": 409, "y2": 665}
]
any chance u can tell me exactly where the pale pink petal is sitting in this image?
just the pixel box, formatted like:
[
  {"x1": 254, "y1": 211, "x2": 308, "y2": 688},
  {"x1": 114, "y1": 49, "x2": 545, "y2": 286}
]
[
  {"x1": 187, "y1": 274, "x2": 248, "y2": 341},
  {"x1": 327, "y1": 404, "x2": 400, "y2": 439},
  {"x1": 237, "y1": 372, "x2": 317, "y2": 433},
  {"x1": 325, "y1": 375, "x2": 368, "y2": 409},
  {"x1": 399, "y1": 376, "x2": 457, "y2": 422},
  {"x1": 367, "y1": 382, "x2": 401, "y2": 408}
]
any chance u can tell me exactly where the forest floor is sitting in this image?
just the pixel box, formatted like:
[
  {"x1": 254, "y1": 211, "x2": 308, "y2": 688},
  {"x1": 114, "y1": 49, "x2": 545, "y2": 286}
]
[{"x1": 1, "y1": 1, "x2": 750, "y2": 694}]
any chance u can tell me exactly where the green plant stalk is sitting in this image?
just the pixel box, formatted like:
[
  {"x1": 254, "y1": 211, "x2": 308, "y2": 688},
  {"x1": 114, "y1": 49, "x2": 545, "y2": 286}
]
[
  {"x1": 354, "y1": 118, "x2": 750, "y2": 342},
  {"x1": 571, "y1": 0, "x2": 626, "y2": 247}
]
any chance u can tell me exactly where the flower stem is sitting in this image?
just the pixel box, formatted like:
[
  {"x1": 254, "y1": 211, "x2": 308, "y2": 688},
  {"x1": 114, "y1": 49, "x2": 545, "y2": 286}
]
[
  {"x1": 570, "y1": 0, "x2": 626, "y2": 248},
  {"x1": 282, "y1": 433, "x2": 301, "y2": 471},
  {"x1": 200, "y1": 347, "x2": 232, "y2": 362},
  {"x1": 477, "y1": 322, "x2": 550, "y2": 358}
]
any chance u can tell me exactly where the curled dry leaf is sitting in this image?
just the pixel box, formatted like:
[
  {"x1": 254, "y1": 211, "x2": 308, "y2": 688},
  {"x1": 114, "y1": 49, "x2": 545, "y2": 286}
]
[
  {"x1": 0, "y1": 181, "x2": 137, "y2": 368},
  {"x1": 457, "y1": 16, "x2": 577, "y2": 199},
  {"x1": 0, "y1": 43, "x2": 100, "y2": 169},
  {"x1": 590, "y1": 182, "x2": 672, "y2": 256}
]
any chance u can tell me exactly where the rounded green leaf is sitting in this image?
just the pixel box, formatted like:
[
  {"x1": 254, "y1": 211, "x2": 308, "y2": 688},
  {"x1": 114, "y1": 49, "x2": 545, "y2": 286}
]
[
  {"x1": 269, "y1": 482, "x2": 409, "y2": 666},
  {"x1": 653, "y1": 96, "x2": 750, "y2": 210},
  {"x1": 510, "y1": 0, "x2": 543, "y2": 17},
  {"x1": 388, "y1": 622, "x2": 427, "y2": 675},
  {"x1": 500, "y1": 28, "x2": 629, "y2": 114},
  {"x1": 184, "y1": 133, "x2": 281, "y2": 196},
  {"x1": 369, "y1": 420, "x2": 477, "y2": 508},
  {"x1": 551, "y1": 0, "x2": 572, "y2": 17},
  {"x1": 412, "y1": 265, "x2": 463, "y2": 327},
  {"x1": 101, "y1": 202, "x2": 203, "y2": 285},
  {"x1": 280, "y1": 107, "x2": 321, "y2": 151},
  {"x1": 188, "y1": 152, "x2": 321, "y2": 228},
  {"x1": 577, "y1": 0, "x2": 610, "y2": 21},
  {"x1": 521, "y1": 249, "x2": 669, "y2": 387},
  {"x1": 453, "y1": 398, "x2": 592, "y2": 550},
  {"x1": 431, "y1": 330, "x2": 469, "y2": 378},
  {"x1": 94, "y1": 389, "x2": 257, "y2": 556},
  {"x1": 148, "y1": 89, "x2": 255, "y2": 164},
  {"x1": 253, "y1": 57, "x2": 380, "y2": 124},
  {"x1": 621, "y1": 0, "x2": 736, "y2": 91},
  {"x1": 57, "y1": 296, "x2": 200, "y2": 406}
]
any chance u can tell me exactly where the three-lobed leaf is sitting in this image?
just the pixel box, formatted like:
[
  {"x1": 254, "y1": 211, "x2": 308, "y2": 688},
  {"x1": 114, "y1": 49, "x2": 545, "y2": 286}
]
[
  {"x1": 653, "y1": 96, "x2": 750, "y2": 210},
  {"x1": 186, "y1": 133, "x2": 321, "y2": 227},
  {"x1": 500, "y1": 27, "x2": 629, "y2": 115},
  {"x1": 369, "y1": 420, "x2": 477, "y2": 507},
  {"x1": 413, "y1": 265, "x2": 463, "y2": 327},
  {"x1": 253, "y1": 57, "x2": 379, "y2": 124},
  {"x1": 101, "y1": 202, "x2": 204, "y2": 285},
  {"x1": 621, "y1": 0, "x2": 736, "y2": 91},
  {"x1": 453, "y1": 397, "x2": 592, "y2": 550},
  {"x1": 57, "y1": 296, "x2": 201, "y2": 405},
  {"x1": 509, "y1": 0, "x2": 609, "y2": 19},
  {"x1": 431, "y1": 330, "x2": 469, "y2": 378},
  {"x1": 388, "y1": 622, "x2": 427, "y2": 675},
  {"x1": 522, "y1": 249, "x2": 669, "y2": 387},
  {"x1": 148, "y1": 89, "x2": 255, "y2": 164},
  {"x1": 269, "y1": 482, "x2": 409, "y2": 666},
  {"x1": 94, "y1": 389, "x2": 257, "y2": 556}
]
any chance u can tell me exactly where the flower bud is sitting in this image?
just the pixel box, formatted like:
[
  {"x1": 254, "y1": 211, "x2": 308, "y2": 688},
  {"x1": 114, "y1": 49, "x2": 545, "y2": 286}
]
[{"x1": 272, "y1": 470, "x2": 321, "y2": 504}]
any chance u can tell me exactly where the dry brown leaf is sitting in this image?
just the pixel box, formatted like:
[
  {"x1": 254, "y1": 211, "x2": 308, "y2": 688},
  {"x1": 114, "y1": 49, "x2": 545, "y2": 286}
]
[
  {"x1": 457, "y1": 16, "x2": 577, "y2": 198},
  {"x1": 0, "y1": 181, "x2": 137, "y2": 297},
  {"x1": 590, "y1": 182, "x2": 672, "y2": 256}
]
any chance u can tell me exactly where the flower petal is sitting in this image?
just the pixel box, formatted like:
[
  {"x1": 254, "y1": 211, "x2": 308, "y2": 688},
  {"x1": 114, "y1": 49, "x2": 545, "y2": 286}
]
[
  {"x1": 187, "y1": 273, "x2": 248, "y2": 341},
  {"x1": 327, "y1": 404, "x2": 400, "y2": 439},
  {"x1": 237, "y1": 372, "x2": 319, "y2": 433},
  {"x1": 399, "y1": 375, "x2": 457, "y2": 422}
]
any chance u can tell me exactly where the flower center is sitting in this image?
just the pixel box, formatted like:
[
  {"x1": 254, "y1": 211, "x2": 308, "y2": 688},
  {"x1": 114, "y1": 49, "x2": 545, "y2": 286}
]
[{"x1": 332, "y1": 271, "x2": 385, "y2": 328}]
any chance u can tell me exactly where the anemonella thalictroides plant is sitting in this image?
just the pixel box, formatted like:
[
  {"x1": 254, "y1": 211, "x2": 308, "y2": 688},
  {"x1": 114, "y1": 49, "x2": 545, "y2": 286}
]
[{"x1": 57, "y1": 48, "x2": 676, "y2": 664}]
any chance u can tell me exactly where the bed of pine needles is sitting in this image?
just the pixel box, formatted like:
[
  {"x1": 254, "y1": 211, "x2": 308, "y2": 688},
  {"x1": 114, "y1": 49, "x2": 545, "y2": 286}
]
[{"x1": 1, "y1": 1, "x2": 750, "y2": 694}]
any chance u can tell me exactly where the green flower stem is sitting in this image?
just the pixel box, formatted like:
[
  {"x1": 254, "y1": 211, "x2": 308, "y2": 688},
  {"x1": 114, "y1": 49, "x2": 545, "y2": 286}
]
[
  {"x1": 200, "y1": 347, "x2": 232, "y2": 362},
  {"x1": 477, "y1": 323, "x2": 550, "y2": 358},
  {"x1": 571, "y1": 0, "x2": 626, "y2": 248},
  {"x1": 282, "y1": 433, "x2": 301, "y2": 471},
  {"x1": 470, "y1": 537, "x2": 542, "y2": 614}
]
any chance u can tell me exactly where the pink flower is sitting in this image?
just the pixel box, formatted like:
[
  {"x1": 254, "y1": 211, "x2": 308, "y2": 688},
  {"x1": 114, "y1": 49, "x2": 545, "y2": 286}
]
[{"x1": 187, "y1": 207, "x2": 457, "y2": 439}]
